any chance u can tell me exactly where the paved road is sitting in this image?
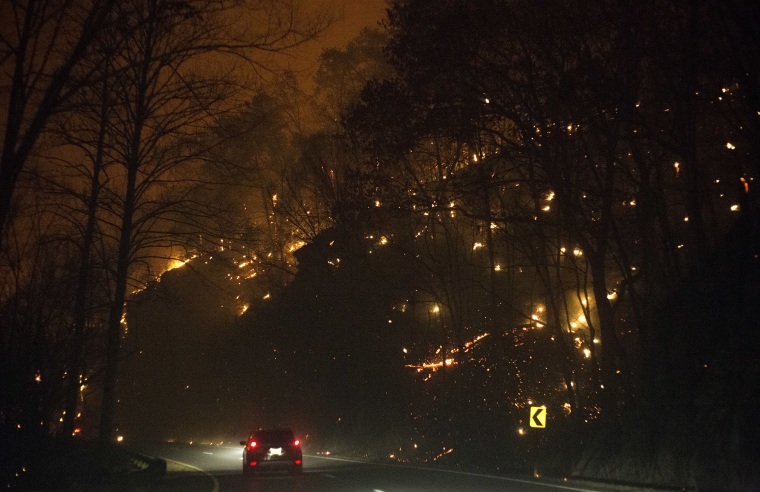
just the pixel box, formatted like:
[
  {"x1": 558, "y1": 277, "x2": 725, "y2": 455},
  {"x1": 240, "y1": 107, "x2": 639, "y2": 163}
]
[{"x1": 128, "y1": 442, "x2": 620, "y2": 492}]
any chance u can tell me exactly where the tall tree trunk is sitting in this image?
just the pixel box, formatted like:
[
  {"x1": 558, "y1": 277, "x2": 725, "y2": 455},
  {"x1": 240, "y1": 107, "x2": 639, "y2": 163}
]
[
  {"x1": 98, "y1": 158, "x2": 137, "y2": 443},
  {"x1": 62, "y1": 80, "x2": 109, "y2": 437},
  {"x1": 98, "y1": 78, "x2": 144, "y2": 440},
  {"x1": 676, "y1": 1, "x2": 708, "y2": 257},
  {"x1": 588, "y1": 252, "x2": 629, "y2": 414}
]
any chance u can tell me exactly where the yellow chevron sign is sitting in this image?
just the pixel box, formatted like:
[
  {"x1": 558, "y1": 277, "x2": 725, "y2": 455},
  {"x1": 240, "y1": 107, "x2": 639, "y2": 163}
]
[{"x1": 530, "y1": 406, "x2": 547, "y2": 428}]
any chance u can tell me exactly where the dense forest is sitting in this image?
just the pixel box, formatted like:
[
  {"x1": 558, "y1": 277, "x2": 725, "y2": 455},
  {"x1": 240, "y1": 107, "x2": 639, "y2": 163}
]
[{"x1": 2, "y1": 1, "x2": 759, "y2": 490}]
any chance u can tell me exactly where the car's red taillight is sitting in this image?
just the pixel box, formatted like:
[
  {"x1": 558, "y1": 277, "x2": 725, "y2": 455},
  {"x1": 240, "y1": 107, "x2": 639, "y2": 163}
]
[
  {"x1": 295, "y1": 459, "x2": 302, "y2": 465},
  {"x1": 294, "y1": 439, "x2": 300, "y2": 447},
  {"x1": 247, "y1": 440, "x2": 257, "y2": 450}
]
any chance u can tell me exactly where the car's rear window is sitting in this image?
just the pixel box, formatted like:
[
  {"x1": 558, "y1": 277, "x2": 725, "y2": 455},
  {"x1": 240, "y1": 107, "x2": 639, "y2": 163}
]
[{"x1": 251, "y1": 429, "x2": 294, "y2": 443}]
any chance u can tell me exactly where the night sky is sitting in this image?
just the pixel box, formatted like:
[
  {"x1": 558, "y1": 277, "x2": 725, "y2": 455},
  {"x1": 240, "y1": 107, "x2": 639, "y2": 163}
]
[{"x1": 275, "y1": 0, "x2": 388, "y2": 84}]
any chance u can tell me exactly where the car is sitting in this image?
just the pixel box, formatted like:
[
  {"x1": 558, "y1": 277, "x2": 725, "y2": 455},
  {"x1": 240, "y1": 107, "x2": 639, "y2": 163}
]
[{"x1": 240, "y1": 428, "x2": 303, "y2": 475}]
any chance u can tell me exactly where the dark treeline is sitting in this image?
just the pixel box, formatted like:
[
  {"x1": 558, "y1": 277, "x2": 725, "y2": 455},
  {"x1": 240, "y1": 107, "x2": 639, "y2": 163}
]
[
  {"x1": 344, "y1": 0, "x2": 760, "y2": 405},
  {"x1": 236, "y1": 0, "x2": 760, "y2": 488}
]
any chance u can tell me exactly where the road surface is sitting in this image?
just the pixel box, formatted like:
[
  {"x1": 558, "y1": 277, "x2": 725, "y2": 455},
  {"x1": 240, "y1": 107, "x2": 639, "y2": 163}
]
[{"x1": 128, "y1": 442, "x2": 622, "y2": 492}]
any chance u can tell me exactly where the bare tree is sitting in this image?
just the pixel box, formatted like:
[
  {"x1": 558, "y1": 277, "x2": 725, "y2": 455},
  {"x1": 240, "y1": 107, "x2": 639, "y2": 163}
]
[
  {"x1": 0, "y1": 0, "x2": 119, "y2": 244},
  {"x1": 92, "y1": 0, "x2": 329, "y2": 442}
]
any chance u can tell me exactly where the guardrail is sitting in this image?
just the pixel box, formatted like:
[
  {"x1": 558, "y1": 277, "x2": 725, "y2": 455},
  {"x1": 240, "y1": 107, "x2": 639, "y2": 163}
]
[{"x1": 124, "y1": 450, "x2": 167, "y2": 479}]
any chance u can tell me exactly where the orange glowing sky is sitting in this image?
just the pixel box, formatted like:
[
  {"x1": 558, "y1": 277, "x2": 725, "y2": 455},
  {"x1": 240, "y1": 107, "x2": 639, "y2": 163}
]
[{"x1": 286, "y1": 0, "x2": 389, "y2": 83}]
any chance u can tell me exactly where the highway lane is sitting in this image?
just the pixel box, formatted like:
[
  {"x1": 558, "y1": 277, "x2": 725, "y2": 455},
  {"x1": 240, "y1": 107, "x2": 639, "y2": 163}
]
[{"x1": 128, "y1": 442, "x2": 621, "y2": 492}]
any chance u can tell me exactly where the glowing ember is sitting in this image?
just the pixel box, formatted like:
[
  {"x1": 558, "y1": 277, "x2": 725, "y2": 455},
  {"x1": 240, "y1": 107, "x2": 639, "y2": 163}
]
[
  {"x1": 433, "y1": 448, "x2": 454, "y2": 460},
  {"x1": 166, "y1": 259, "x2": 190, "y2": 271}
]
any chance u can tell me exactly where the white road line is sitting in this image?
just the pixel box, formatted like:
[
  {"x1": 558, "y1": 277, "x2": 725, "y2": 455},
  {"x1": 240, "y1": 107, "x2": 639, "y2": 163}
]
[
  {"x1": 309, "y1": 455, "x2": 366, "y2": 464},
  {"x1": 306, "y1": 454, "x2": 604, "y2": 492},
  {"x1": 399, "y1": 467, "x2": 607, "y2": 492},
  {"x1": 164, "y1": 458, "x2": 219, "y2": 492}
]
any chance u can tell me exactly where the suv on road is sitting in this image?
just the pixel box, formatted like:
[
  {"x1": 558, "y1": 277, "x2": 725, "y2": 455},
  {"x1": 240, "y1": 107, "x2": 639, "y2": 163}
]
[{"x1": 240, "y1": 428, "x2": 303, "y2": 475}]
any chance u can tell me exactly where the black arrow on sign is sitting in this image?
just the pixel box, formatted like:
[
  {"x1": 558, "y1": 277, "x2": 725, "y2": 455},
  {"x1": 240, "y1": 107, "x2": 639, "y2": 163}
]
[{"x1": 532, "y1": 407, "x2": 544, "y2": 427}]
